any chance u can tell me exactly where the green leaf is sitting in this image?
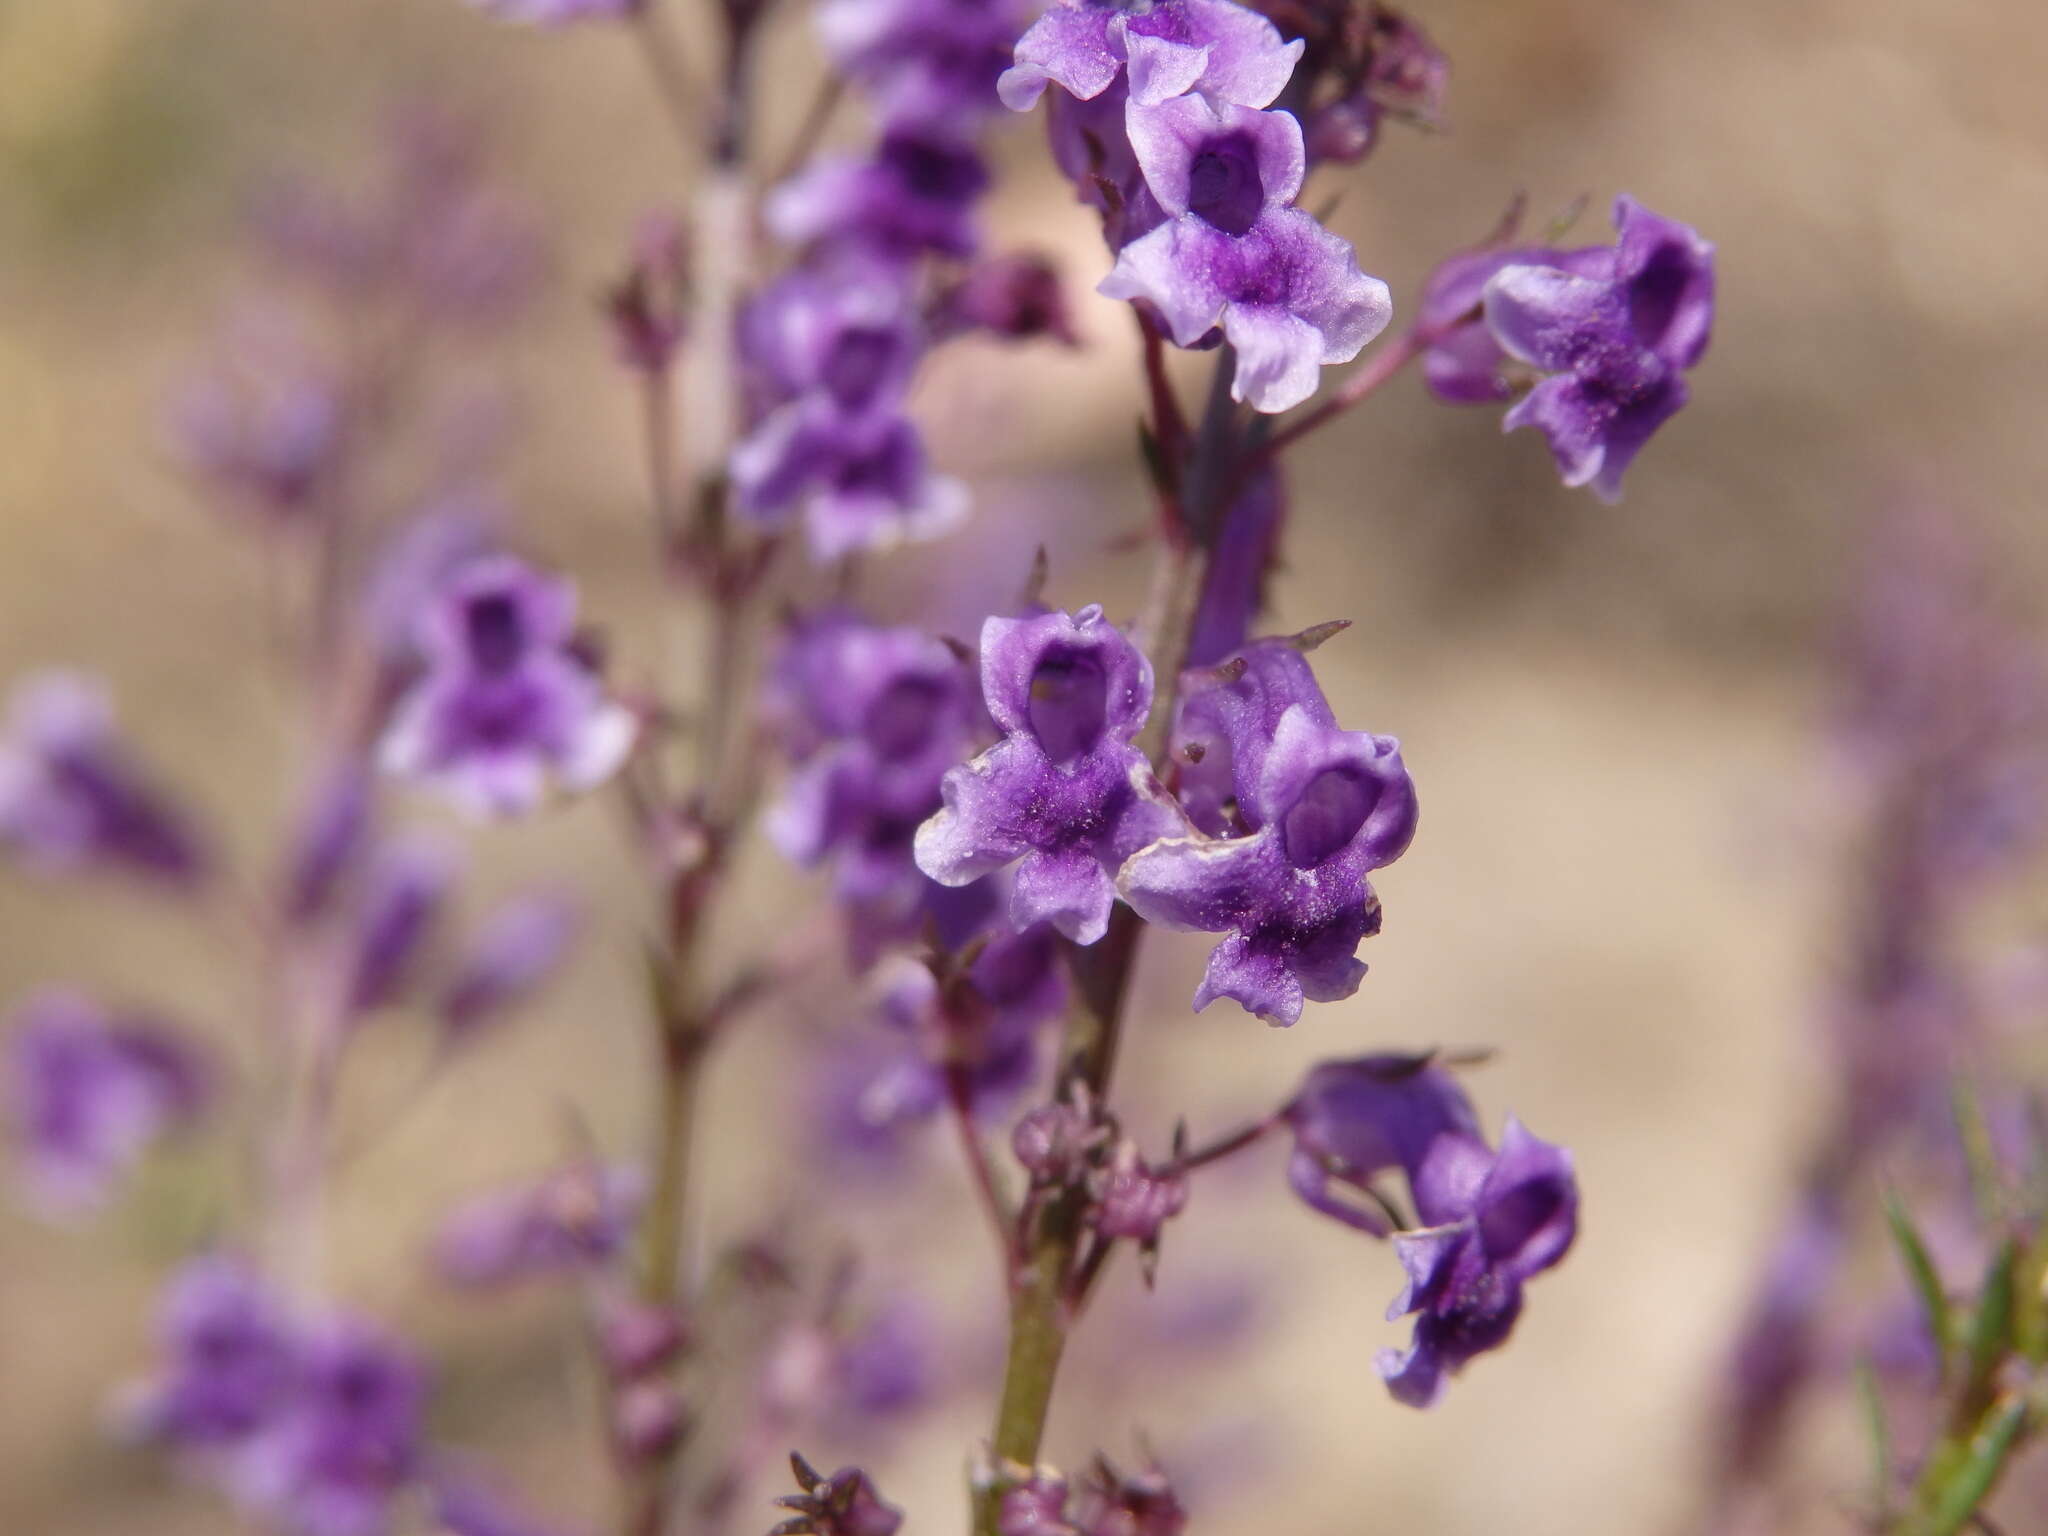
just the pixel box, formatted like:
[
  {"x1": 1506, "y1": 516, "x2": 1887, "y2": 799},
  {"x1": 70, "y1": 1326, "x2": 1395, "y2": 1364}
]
[
  {"x1": 1956, "y1": 1240, "x2": 2018, "y2": 1429},
  {"x1": 1886, "y1": 1192, "x2": 1953, "y2": 1362},
  {"x1": 1918, "y1": 1394, "x2": 2028, "y2": 1536},
  {"x1": 1951, "y1": 1075, "x2": 2006, "y2": 1225}
]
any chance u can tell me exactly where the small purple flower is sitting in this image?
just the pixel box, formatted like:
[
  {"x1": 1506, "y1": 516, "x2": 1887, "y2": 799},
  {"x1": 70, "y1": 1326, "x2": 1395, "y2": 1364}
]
[
  {"x1": 1479, "y1": 196, "x2": 1716, "y2": 501},
  {"x1": 735, "y1": 412, "x2": 969, "y2": 561},
  {"x1": 1299, "y1": 4, "x2": 1450, "y2": 166},
  {"x1": 233, "y1": 1317, "x2": 427, "y2": 1536},
  {"x1": 916, "y1": 606, "x2": 1182, "y2": 944},
  {"x1": 432, "y1": 1163, "x2": 646, "y2": 1287},
  {"x1": 1100, "y1": 96, "x2": 1391, "y2": 411},
  {"x1": 942, "y1": 252, "x2": 1081, "y2": 346},
  {"x1": 766, "y1": 610, "x2": 982, "y2": 949},
  {"x1": 999, "y1": 0, "x2": 1303, "y2": 113},
  {"x1": 999, "y1": 1472, "x2": 1075, "y2": 1536},
  {"x1": 437, "y1": 892, "x2": 582, "y2": 1043},
  {"x1": 819, "y1": 0, "x2": 1021, "y2": 125},
  {"x1": 1119, "y1": 642, "x2": 1415, "y2": 1024},
  {"x1": 767, "y1": 125, "x2": 990, "y2": 261},
  {"x1": 343, "y1": 837, "x2": 457, "y2": 1017},
  {"x1": 1280, "y1": 1053, "x2": 1578, "y2": 1406},
  {"x1": 168, "y1": 357, "x2": 344, "y2": 520},
  {"x1": 379, "y1": 556, "x2": 637, "y2": 817},
  {"x1": 5, "y1": 991, "x2": 212, "y2": 1216},
  {"x1": 0, "y1": 673, "x2": 207, "y2": 883},
  {"x1": 129, "y1": 1256, "x2": 300, "y2": 1448}
]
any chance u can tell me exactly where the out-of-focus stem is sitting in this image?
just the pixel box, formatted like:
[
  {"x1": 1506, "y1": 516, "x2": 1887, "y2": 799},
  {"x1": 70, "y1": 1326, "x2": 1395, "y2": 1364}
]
[{"x1": 973, "y1": 352, "x2": 1237, "y2": 1535}]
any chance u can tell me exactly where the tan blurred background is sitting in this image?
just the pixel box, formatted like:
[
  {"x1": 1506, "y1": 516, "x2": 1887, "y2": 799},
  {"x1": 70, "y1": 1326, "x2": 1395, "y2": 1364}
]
[{"x1": 4, "y1": 0, "x2": 2048, "y2": 1532}]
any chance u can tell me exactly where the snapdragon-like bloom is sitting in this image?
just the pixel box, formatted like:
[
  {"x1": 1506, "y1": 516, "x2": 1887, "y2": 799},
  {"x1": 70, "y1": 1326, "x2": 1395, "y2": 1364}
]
[
  {"x1": 0, "y1": 673, "x2": 207, "y2": 883},
  {"x1": 433, "y1": 1164, "x2": 646, "y2": 1287},
  {"x1": 1100, "y1": 96, "x2": 1392, "y2": 411},
  {"x1": 1482, "y1": 196, "x2": 1715, "y2": 501},
  {"x1": 5, "y1": 991, "x2": 212, "y2": 1215},
  {"x1": 916, "y1": 606, "x2": 1181, "y2": 944},
  {"x1": 380, "y1": 556, "x2": 636, "y2": 817},
  {"x1": 1120, "y1": 641, "x2": 1414, "y2": 1024},
  {"x1": 1282, "y1": 1053, "x2": 1578, "y2": 1405},
  {"x1": 999, "y1": 0, "x2": 1302, "y2": 112}
]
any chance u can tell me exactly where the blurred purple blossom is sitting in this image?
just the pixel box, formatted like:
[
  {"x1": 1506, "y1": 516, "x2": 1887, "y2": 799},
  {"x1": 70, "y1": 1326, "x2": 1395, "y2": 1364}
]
[
  {"x1": 437, "y1": 891, "x2": 583, "y2": 1043},
  {"x1": 0, "y1": 673, "x2": 208, "y2": 884},
  {"x1": 432, "y1": 1163, "x2": 646, "y2": 1287},
  {"x1": 379, "y1": 555, "x2": 637, "y2": 816},
  {"x1": 5, "y1": 991, "x2": 212, "y2": 1216}
]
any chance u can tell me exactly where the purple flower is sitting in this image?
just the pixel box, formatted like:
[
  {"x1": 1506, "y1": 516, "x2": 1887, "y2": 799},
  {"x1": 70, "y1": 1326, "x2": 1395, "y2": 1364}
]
[
  {"x1": 766, "y1": 610, "x2": 983, "y2": 950},
  {"x1": 1417, "y1": 233, "x2": 1608, "y2": 404},
  {"x1": 999, "y1": 0, "x2": 1303, "y2": 113},
  {"x1": 1482, "y1": 196, "x2": 1716, "y2": 501},
  {"x1": 432, "y1": 1163, "x2": 646, "y2": 1287},
  {"x1": 829, "y1": 1295, "x2": 936, "y2": 1421},
  {"x1": 942, "y1": 252, "x2": 1082, "y2": 346},
  {"x1": 168, "y1": 356, "x2": 344, "y2": 520},
  {"x1": 767, "y1": 125, "x2": 990, "y2": 261},
  {"x1": 434, "y1": 1475, "x2": 583, "y2": 1536},
  {"x1": 233, "y1": 1317, "x2": 427, "y2": 1536},
  {"x1": 1119, "y1": 641, "x2": 1415, "y2": 1024},
  {"x1": 1100, "y1": 96, "x2": 1392, "y2": 411},
  {"x1": 775, "y1": 1457, "x2": 904, "y2": 1536},
  {"x1": 0, "y1": 673, "x2": 207, "y2": 883},
  {"x1": 1281, "y1": 1053, "x2": 1578, "y2": 1406},
  {"x1": 1298, "y1": 4, "x2": 1450, "y2": 166},
  {"x1": 5, "y1": 991, "x2": 212, "y2": 1216},
  {"x1": 734, "y1": 412, "x2": 969, "y2": 561},
  {"x1": 379, "y1": 556, "x2": 637, "y2": 817},
  {"x1": 129, "y1": 1257, "x2": 299, "y2": 1448},
  {"x1": 819, "y1": 0, "x2": 1021, "y2": 125},
  {"x1": 343, "y1": 837, "x2": 456, "y2": 1017},
  {"x1": 279, "y1": 761, "x2": 374, "y2": 927},
  {"x1": 916, "y1": 606, "x2": 1182, "y2": 944},
  {"x1": 1093, "y1": 1138, "x2": 1189, "y2": 1244},
  {"x1": 437, "y1": 892, "x2": 582, "y2": 1043}
]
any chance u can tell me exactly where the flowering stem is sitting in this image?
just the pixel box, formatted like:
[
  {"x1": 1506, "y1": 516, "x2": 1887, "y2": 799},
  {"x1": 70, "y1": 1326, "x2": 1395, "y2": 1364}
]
[
  {"x1": 947, "y1": 1062, "x2": 1023, "y2": 1275},
  {"x1": 1173, "y1": 1111, "x2": 1284, "y2": 1173},
  {"x1": 975, "y1": 351, "x2": 1239, "y2": 1533}
]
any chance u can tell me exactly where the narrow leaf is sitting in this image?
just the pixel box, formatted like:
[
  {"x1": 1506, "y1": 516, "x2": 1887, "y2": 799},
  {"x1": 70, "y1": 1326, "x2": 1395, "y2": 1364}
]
[
  {"x1": 1960, "y1": 1240, "x2": 2018, "y2": 1416},
  {"x1": 1855, "y1": 1358, "x2": 1893, "y2": 1517},
  {"x1": 1886, "y1": 1191, "x2": 1953, "y2": 1362}
]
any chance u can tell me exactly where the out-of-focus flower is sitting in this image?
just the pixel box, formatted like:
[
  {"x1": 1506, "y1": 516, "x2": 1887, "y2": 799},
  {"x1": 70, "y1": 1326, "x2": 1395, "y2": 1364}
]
[
  {"x1": 279, "y1": 760, "x2": 375, "y2": 927},
  {"x1": 1099, "y1": 95, "x2": 1392, "y2": 411},
  {"x1": 0, "y1": 673, "x2": 207, "y2": 884},
  {"x1": 917, "y1": 606, "x2": 1183, "y2": 944},
  {"x1": 1121, "y1": 640, "x2": 1414, "y2": 1024},
  {"x1": 379, "y1": 556, "x2": 637, "y2": 817},
  {"x1": 168, "y1": 356, "x2": 345, "y2": 520},
  {"x1": 343, "y1": 837, "x2": 458, "y2": 1017},
  {"x1": 5, "y1": 991, "x2": 212, "y2": 1216},
  {"x1": 432, "y1": 1164, "x2": 646, "y2": 1287},
  {"x1": 433, "y1": 1474, "x2": 584, "y2": 1536},
  {"x1": 942, "y1": 252, "x2": 1081, "y2": 346},
  {"x1": 605, "y1": 213, "x2": 689, "y2": 374},
  {"x1": 999, "y1": 0, "x2": 1302, "y2": 112},
  {"x1": 127, "y1": 1256, "x2": 300, "y2": 1448},
  {"x1": 819, "y1": 0, "x2": 1022, "y2": 125},
  {"x1": 437, "y1": 892, "x2": 582, "y2": 1043},
  {"x1": 767, "y1": 126, "x2": 990, "y2": 262},
  {"x1": 1481, "y1": 196, "x2": 1715, "y2": 501},
  {"x1": 232, "y1": 1317, "x2": 427, "y2": 1536},
  {"x1": 1294, "y1": 2, "x2": 1450, "y2": 165}
]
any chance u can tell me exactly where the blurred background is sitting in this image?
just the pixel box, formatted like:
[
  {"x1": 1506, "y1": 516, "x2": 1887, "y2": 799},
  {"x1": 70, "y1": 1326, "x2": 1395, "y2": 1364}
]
[{"x1": 4, "y1": 0, "x2": 2048, "y2": 1532}]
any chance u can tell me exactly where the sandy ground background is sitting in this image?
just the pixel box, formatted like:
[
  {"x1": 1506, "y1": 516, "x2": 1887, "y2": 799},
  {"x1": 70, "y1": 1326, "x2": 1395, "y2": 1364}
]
[{"x1": 3, "y1": 0, "x2": 2048, "y2": 1531}]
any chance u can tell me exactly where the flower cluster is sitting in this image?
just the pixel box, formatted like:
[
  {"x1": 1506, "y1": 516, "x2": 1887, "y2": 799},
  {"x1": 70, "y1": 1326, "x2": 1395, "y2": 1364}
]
[
  {"x1": 1283, "y1": 1052, "x2": 1578, "y2": 1404},
  {"x1": 917, "y1": 614, "x2": 1413, "y2": 1024},
  {"x1": 1006, "y1": 0, "x2": 1392, "y2": 410},
  {"x1": 122, "y1": 1256, "x2": 579, "y2": 1536}
]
